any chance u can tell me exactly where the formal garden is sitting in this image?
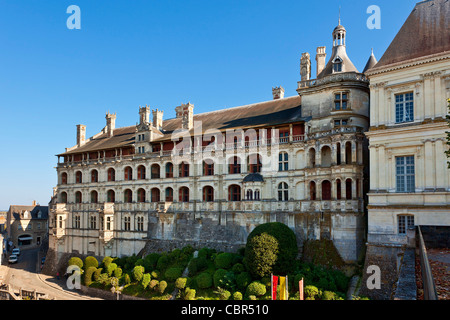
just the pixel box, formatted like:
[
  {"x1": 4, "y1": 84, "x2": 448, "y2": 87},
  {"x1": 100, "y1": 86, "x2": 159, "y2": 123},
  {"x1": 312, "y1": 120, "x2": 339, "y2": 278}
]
[{"x1": 67, "y1": 222, "x2": 367, "y2": 300}]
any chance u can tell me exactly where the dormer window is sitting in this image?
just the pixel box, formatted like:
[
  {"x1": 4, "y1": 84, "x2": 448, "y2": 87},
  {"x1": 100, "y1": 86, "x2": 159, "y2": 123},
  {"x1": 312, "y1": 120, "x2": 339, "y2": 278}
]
[{"x1": 333, "y1": 57, "x2": 343, "y2": 72}]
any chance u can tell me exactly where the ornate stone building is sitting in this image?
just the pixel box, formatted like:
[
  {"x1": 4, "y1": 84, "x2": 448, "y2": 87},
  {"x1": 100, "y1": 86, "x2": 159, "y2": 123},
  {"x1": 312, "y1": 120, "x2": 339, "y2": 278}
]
[
  {"x1": 361, "y1": 0, "x2": 450, "y2": 299},
  {"x1": 48, "y1": 20, "x2": 371, "y2": 265}
]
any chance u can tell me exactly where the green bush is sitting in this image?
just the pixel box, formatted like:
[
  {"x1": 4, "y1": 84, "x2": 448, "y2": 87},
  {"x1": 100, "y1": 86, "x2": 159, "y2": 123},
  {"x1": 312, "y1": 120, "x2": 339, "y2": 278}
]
[
  {"x1": 236, "y1": 272, "x2": 252, "y2": 290},
  {"x1": 188, "y1": 256, "x2": 208, "y2": 276},
  {"x1": 156, "y1": 255, "x2": 170, "y2": 271},
  {"x1": 93, "y1": 268, "x2": 103, "y2": 281},
  {"x1": 144, "y1": 253, "x2": 161, "y2": 271},
  {"x1": 124, "y1": 273, "x2": 131, "y2": 285},
  {"x1": 304, "y1": 285, "x2": 320, "y2": 299},
  {"x1": 196, "y1": 272, "x2": 213, "y2": 289},
  {"x1": 68, "y1": 257, "x2": 83, "y2": 270},
  {"x1": 110, "y1": 277, "x2": 119, "y2": 288},
  {"x1": 114, "y1": 267, "x2": 123, "y2": 278},
  {"x1": 159, "y1": 280, "x2": 168, "y2": 294},
  {"x1": 84, "y1": 256, "x2": 99, "y2": 270},
  {"x1": 232, "y1": 291, "x2": 243, "y2": 300},
  {"x1": 132, "y1": 265, "x2": 145, "y2": 282},
  {"x1": 175, "y1": 277, "x2": 187, "y2": 290},
  {"x1": 321, "y1": 290, "x2": 339, "y2": 300},
  {"x1": 244, "y1": 222, "x2": 298, "y2": 277},
  {"x1": 214, "y1": 252, "x2": 233, "y2": 269},
  {"x1": 231, "y1": 263, "x2": 245, "y2": 273},
  {"x1": 84, "y1": 267, "x2": 97, "y2": 286},
  {"x1": 149, "y1": 279, "x2": 159, "y2": 290},
  {"x1": 184, "y1": 288, "x2": 196, "y2": 300},
  {"x1": 213, "y1": 269, "x2": 228, "y2": 288},
  {"x1": 165, "y1": 267, "x2": 183, "y2": 282},
  {"x1": 215, "y1": 287, "x2": 231, "y2": 300},
  {"x1": 141, "y1": 273, "x2": 151, "y2": 289},
  {"x1": 97, "y1": 273, "x2": 109, "y2": 285},
  {"x1": 102, "y1": 256, "x2": 113, "y2": 269},
  {"x1": 151, "y1": 270, "x2": 160, "y2": 279},
  {"x1": 246, "y1": 281, "x2": 266, "y2": 297},
  {"x1": 106, "y1": 263, "x2": 117, "y2": 276}
]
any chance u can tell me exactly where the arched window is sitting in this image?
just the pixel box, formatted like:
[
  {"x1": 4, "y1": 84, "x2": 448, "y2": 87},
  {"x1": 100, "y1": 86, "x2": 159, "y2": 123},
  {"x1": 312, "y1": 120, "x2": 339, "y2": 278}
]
[
  {"x1": 107, "y1": 168, "x2": 116, "y2": 182},
  {"x1": 151, "y1": 188, "x2": 160, "y2": 202},
  {"x1": 246, "y1": 189, "x2": 253, "y2": 200},
  {"x1": 75, "y1": 191, "x2": 82, "y2": 204},
  {"x1": 60, "y1": 192, "x2": 68, "y2": 204},
  {"x1": 165, "y1": 163, "x2": 173, "y2": 178},
  {"x1": 124, "y1": 189, "x2": 133, "y2": 203},
  {"x1": 336, "y1": 179, "x2": 342, "y2": 200},
  {"x1": 278, "y1": 182, "x2": 289, "y2": 201},
  {"x1": 91, "y1": 170, "x2": 98, "y2": 183},
  {"x1": 310, "y1": 181, "x2": 317, "y2": 200},
  {"x1": 229, "y1": 156, "x2": 241, "y2": 174},
  {"x1": 228, "y1": 185, "x2": 241, "y2": 201},
  {"x1": 137, "y1": 188, "x2": 146, "y2": 203},
  {"x1": 308, "y1": 148, "x2": 316, "y2": 168},
  {"x1": 247, "y1": 154, "x2": 262, "y2": 173},
  {"x1": 203, "y1": 186, "x2": 214, "y2": 202},
  {"x1": 124, "y1": 166, "x2": 133, "y2": 181},
  {"x1": 90, "y1": 190, "x2": 98, "y2": 203},
  {"x1": 107, "y1": 190, "x2": 115, "y2": 203},
  {"x1": 137, "y1": 165, "x2": 146, "y2": 180},
  {"x1": 321, "y1": 180, "x2": 331, "y2": 200},
  {"x1": 179, "y1": 162, "x2": 190, "y2": 177},
  {"x1": 151, "y1": 164, "x2": 161, "y2": 179},
  {"x1": 321, "y1": 146, "x2": 332, "y2": 167},
  {"x1": 346, "y1": 179, "x2": 352, "y2": 200},
  {"x1": 61, "y1": 172, "x2": 67, "y2": 185},
  {"x1": 203, "y1": 160, "x2": 214, "y2": 176},
  {"x1": 279, "y1": 152, "x2": 289, "y2": 171},
  {"x1": 345, "y1": 142, "x2": 352, "y2": 165},
  {"x1": 75, "y1": 171, "x2": 82, "y2": 184},
  {"x1": 179, "y1": 187, "x2": 189, "y2": 202},
  {"x1": 165, "y1": 187, "x2": 173, "y2": 202},
  {"x1": 254, "y1": 189, "x2": 260, "y2": 200}
]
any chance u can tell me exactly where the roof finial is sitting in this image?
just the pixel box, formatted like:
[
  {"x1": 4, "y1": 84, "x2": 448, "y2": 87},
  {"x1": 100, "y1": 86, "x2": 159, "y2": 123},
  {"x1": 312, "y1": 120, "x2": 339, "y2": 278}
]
[{"x1": 338, "y1": 6, "x2": 341, "y2": 25}]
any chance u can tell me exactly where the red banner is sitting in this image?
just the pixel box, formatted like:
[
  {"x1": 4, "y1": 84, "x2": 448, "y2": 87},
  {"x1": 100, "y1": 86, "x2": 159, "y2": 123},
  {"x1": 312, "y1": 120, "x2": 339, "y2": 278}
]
[{"x1": 271, "y1": 275, "x2": 278, "y2": 300}]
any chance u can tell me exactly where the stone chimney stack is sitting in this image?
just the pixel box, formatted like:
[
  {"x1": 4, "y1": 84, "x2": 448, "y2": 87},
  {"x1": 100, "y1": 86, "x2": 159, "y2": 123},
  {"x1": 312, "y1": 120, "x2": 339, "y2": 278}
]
[
  {"x1": 105, "y1": 112, "x2": 116, "y2": 137},
  {"x1": 300, "y1": 52, "x2": 311, "y2": 81},
  {"x1": 76, "y1": 124, "x2": 86, "y2": 146},
  {"x1": 32, "y1": 200, "x2": 36, "y2": 206},
  {"x1": 152, "y1": 109, "x2": 164, "y2": 130},
  {"x1": 139, "y1": 106, "x2": 150, "y2": 125},
  {"x1": 272, "y1": 86, "x2": 285, "y2": 100},
  {"x1": 176, "y1": 103, "x2": 194, "y2": 130},
  {"x1": 316, "y1": 46, "x2": 327, "y2": 77}
]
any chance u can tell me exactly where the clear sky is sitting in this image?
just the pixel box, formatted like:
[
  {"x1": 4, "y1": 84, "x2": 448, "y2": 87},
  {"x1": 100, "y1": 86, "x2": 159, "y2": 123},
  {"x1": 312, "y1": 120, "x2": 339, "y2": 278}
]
[{"x1": 0, "y1": 0, "x2": 418, "y2": 210}]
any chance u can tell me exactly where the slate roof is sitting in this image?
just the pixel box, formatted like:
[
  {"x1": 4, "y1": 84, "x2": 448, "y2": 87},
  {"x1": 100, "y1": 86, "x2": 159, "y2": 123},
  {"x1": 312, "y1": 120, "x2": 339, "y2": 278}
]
[
  {"x1": 372, "y1": 0, "x2": 450, "y2": 70},
  {"x1": 243, "y1": 173, "x2": 265, "y2": 183},
  {"x1": 8, "y1": 205, "x2": 49, "y2": 221},
  {"x1": 59, "y1": 95, "x2": 304, "y2": 156}
]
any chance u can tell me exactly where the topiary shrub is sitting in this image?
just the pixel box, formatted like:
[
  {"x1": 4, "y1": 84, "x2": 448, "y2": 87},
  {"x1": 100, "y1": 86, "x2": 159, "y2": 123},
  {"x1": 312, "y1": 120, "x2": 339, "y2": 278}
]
[
  {"x1": 149, "y1": 279, "x2": 159, "y2": 290},
  {"x1": 214, "y1": 252, "x2": 233, "y2": 269},
  {"x1": 84, "y1": 256, "x2": 99, "y2": 270},
  {"x1": 215, "y1": 287, "x2": 231, "y2": 300},
  {"x1": 141, "y1": 273, "x2": 151, "y2": 289},
  {"x1": 244, "y1": 222, "x2": 298, "y2": 278},
  {"x1": 236, "y1": 272, "x2": 252, "y2": 290},
  {"x1": 93, "y1": 268, "x2": 103, "y2": 281},
  {"x1": 106, "y1": 263, "x2": 117, "y2": 276},
  {"x1": 124, "y1": 273, "x2": 131, "y2": 285},
  {"x1": 196, "y1": 272, "x2": 213, "y2": 289},
  {"x1": 114, "y1": 267, "x2": 123, "y2": 278},
  {"x1": 144, "y1": 253, "x2": 161, "y2": 271},
  {"x1": 158, "y1": 280, "x2": 167, "y2": 294},
  {"x1": 68, "y1": 257, "x2": 83, "y2": 270},
  {"x1": 102, "y1": 256, "x2": 113, "y2": 269},
  {"x1": 110, "y1": 277, "x2": 119, "y2": 288},
  {"x1": 175, "y1": 277, "x2": 187, "y2": 290},
  {"x1": 151, "y1": 270, "x2": 160, "y2": 279},
  {"x1": 231, "y1": 263, "x2": 245, "y2": 273},
  {"x1": 156, "y1": 255, "x2": 170, "y2": 271},
  {"x1": 213, "y1": 269, "x2": 228, "y2": 288},
  {"x1": 246, "y1": 281, "x2": 266, "y2": 297},
  {"x1": 184, "y1": 287, "x2": 196, "y2": 300},
  {"x1": 84, "y1": 266, "x2": 97, "y2": 286},
  {"x1": 232, "y1": 291, "x2": 243, "y2": 300},
  {"x1": 321, "y1": 290, "x2": 338, "y2": 300},
  {"x1": 304, "y1": 285, "x2": 320, "y2": 299},
  {"x1": 165, "y1": 267, "x2": 183, "y2": 282},
  {"x1": 132, "y1": 265, "x2": 145, "y2": 282}
]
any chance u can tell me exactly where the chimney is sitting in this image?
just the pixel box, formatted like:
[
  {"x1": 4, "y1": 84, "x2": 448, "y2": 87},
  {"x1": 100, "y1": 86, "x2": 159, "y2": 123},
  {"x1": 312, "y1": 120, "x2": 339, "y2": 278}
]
[
  {"x1": 139, "y1": 106, "x2": 150, "y2": 125},
  {"x1": 300, "y1": 52, "x2": 311, "y2": 81},
  {"x1": 76, "y1": 124, "x2": 86, "y2": 146},
  {"x1": 32, "y1": 200, "x2": 36, "y2": 206},
  {"x1": 105, "y1": 112, "x2": 116, "y2": 137},
  {"x1": 176, "y1": 103, "x2": 194, "y2": 130},
  {"x1": 316, "y1": 46, "x2": 326, "y2": 77},
  {"x1": 272, "y1": 86, "x2": 285, "y2": 100},
  {"x1": 152, "y1": 109, "x2": 164, "y2": 130}
]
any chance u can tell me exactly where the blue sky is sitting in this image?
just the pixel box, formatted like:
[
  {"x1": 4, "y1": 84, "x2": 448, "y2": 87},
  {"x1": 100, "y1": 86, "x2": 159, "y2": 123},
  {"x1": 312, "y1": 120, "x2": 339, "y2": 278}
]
[{"x1": 0, "y1": 0, "x2": 417, "y2": 209}]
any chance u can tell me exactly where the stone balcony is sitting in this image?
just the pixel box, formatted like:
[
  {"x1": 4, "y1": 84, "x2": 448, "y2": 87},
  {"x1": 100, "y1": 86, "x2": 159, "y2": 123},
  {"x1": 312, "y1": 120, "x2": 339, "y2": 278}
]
[{"x1": 297, "y1": 72, "x2": 369, "y2": 90}]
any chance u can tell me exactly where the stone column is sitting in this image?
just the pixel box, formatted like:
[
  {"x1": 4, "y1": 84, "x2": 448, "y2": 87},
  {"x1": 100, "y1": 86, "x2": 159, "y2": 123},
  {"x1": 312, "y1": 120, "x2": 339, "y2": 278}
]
[
  {"x1": 369, "y1": 145, "x2": 378, "y2": 191},
  {"x1": 423, "y1": 139, "x2": 434, "y2": 190}
]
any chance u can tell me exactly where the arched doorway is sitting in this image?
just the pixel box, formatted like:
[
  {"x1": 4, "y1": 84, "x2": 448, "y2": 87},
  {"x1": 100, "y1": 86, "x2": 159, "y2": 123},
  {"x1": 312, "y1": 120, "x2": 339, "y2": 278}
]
[{"x1": 18, "y1": 234, "x2": 33, "y2": 246}]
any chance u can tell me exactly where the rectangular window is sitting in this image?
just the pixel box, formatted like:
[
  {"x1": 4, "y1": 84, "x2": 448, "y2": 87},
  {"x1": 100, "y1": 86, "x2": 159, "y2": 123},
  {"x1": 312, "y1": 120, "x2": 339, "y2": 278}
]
[
  {"x1": 396, "y1": 156, "x2": 415, "y2": 192},
  {"x1": 395, "y1": 92, "x2": 414, "y2": 123},
  {"x1": 334, "y1": 92, "x2": 348, "y2": 110},
  {"x1": 398, "y1": 215, "x2": 414, "y2": 234}
]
